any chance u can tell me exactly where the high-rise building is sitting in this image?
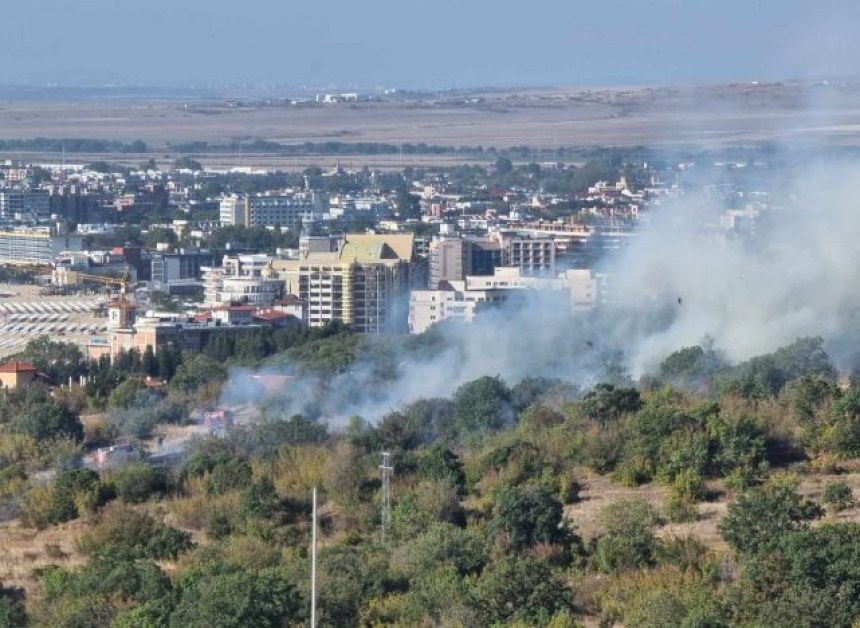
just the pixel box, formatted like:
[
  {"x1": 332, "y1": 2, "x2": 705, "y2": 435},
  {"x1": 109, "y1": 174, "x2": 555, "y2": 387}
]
[
  {"x1": 408, "y1": 267, "x2": 602, "y2": 334},
  {"x1": 151, "y1": 249, "x2": 216, "y2": 292},
  {"x1": 274, "y1": 233, "x2": 417, "y2": 334},
  {"x1": 428, "y1": 238, "x2": 464, "y2": 288},
  {"x1": 496, "y1": 233, "x2": 556, "y2": 275}
]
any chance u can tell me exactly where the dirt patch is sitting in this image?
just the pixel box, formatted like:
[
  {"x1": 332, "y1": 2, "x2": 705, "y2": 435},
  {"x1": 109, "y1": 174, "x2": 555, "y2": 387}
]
[{"x1": 0, "y1": 519, "x2": 86, "y2": 595}]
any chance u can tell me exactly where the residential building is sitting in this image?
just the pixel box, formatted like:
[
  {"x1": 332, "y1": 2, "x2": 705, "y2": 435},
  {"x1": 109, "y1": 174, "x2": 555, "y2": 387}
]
[
  {"x1": 408, "y1": 281, "x2": 503, "y2": 333},
  {"x1": 0, "y1": 227, "x2": 83, "y2": 265},
  {"x1": 0, "y1": 189, "x2": 50, "y2": 220},
  {"x1": 220, "y1": 192, "x2": 324, "y2": 228},
  {"x1": 464, "y1": 237, "x2": 502, "y2": 276},
  {"x1": 496, "y1": 233, "x2": 556, "y2": 276},
  {"x1": 203, "y1": 254, "x2": 283, "y2": 306},
  {"x1": 273, "y1": 233, "x2": 417, "y2": 333},
  {"x1": 109, "y1": 315, "x2": 264, "y2": 356},
  {"x1": 0, "y1": 361, "x2": 38, "y2": 389},
  {"x1": 428, "y1": 238, "x2": 464, "y2": 288},
  {"x1": 409, "y1": 267, "x2": 602, "y2": 334}
]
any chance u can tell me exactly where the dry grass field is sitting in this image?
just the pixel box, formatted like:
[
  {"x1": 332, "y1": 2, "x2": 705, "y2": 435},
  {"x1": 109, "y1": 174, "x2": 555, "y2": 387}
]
[
  {"x1": 4, "y1": 81, "x2": 860, "y2": 168},
  {"x1": 567, "y1": 466, "x2": 860, "y2": 556},
  {"x1": 0, "y1": 518, "x2": 86, "y2": 594}
]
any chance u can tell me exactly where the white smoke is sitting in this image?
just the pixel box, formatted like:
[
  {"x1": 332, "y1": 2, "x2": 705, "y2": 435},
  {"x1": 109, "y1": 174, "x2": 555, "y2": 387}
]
[
  {"x1": 609, "y1": 161, "x2": 860, "y2": 374},
  {"x1": 217, "y1": 155, "x2": 860, "y2": 425}
]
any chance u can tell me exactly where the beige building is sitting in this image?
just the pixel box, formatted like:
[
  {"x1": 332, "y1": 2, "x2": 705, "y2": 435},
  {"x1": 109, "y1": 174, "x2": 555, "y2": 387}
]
[
  {"x1": 0, "y1": 361, "x2": 38, "y2": 389},
  {"x1": 219, "y1": 192, "x2": 323, "y2": 228},
  {"x1": 428, "y1": 238, "x2": 464, "y2": 288},
  {"x1": 273, "y1": 233, "x2": 416, "y2": 334}
]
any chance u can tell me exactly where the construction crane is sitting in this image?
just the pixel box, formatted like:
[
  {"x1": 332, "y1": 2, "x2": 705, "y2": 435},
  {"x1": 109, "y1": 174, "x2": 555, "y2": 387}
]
[
  {"x1": 10, "y1": 264, "x2": 137, "y2": 328},
  {"x1": 59, "y1": 267, "x2": 136, "y2": 329}
]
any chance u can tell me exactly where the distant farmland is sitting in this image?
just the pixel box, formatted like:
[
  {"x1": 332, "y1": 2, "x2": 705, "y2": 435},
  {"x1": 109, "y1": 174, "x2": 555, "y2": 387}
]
[{"x1": 2, "y1": 81, "x2": 860, "y2": 168}]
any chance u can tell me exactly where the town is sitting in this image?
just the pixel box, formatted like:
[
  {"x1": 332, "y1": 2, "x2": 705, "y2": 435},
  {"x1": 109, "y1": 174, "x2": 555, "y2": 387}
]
[{"x1": 0, "y1": 152, "x2": 712, "y2": 363}]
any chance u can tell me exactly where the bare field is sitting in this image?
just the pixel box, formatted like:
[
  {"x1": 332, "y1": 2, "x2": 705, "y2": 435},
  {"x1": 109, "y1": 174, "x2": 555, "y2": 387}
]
[{"x1": 4, "y1": 82, "x2": 860, "y2": 168}]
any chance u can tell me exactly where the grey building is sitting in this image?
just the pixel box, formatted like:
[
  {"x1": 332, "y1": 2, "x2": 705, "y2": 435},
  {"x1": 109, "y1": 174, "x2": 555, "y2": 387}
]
[
  {"x1": 0, "y1": 189, "x2": 51, "y2": 220},
  {"x1": 151, "y1": 249, "x2": 216, "y2": 292}
]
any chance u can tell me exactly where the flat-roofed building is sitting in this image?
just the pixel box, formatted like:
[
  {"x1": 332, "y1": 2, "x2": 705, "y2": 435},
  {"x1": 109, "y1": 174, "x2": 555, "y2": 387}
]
[
  {"x1": 0, "y1": 189, "x2": 50, "y2": 220},
  {"x1": 203, "y1": 254, "x2": 283, "y2": 306},
  {"x1": 220, "y1": 192, "x2": 324, "y2": 228},
  {"x1": 0, "y1": 227, "x2": 83, "y2": 266}
]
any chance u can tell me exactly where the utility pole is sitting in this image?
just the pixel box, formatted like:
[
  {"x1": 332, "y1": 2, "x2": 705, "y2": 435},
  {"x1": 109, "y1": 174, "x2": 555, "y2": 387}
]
[
  {"x1": 311, "y1": 486, "x2": 317, "y2": 628},
  {"x1": 379, "y1": 452, "x2": 393, "y2": 543}
]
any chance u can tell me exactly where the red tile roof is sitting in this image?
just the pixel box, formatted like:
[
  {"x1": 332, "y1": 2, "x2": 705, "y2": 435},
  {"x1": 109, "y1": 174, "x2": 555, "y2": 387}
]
[{"x1": 0, "y1": 361, "x2": 37, "y2": 373}]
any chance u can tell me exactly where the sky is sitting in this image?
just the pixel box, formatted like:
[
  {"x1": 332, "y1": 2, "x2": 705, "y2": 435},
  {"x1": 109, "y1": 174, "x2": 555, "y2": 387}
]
[{"x1": 3, "y1": 0, "x2": 860, "y2": 90}]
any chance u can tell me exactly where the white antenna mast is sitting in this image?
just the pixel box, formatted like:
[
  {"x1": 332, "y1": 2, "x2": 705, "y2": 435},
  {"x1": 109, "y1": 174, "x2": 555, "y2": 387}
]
[
  {"x1": 379, "y1": 452, "x2": 393, "y2": 543},
  {"x1": 311, "y1": 486, "x2": 317, "y2": 627}
]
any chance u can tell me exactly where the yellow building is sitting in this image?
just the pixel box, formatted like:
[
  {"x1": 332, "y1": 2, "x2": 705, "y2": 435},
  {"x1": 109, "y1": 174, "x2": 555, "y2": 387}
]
[{"x1": 272, "y1": 233, "x2": 417, "y2": 333}]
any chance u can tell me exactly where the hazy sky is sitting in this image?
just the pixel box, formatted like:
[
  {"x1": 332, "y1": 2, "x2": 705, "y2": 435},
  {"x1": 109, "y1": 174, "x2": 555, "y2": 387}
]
[{"x1": 4, "y1": 0, "x2": 859, "y2": 89}]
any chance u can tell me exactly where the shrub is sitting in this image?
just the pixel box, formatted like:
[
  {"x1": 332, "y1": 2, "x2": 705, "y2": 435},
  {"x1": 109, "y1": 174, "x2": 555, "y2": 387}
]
[
  {"x1": 593, "y1": 498, "x2": 662, "y2": 572},
  {"x1": 77, "y1": 503, "x2": 193, "y2": 560},
  {"x1": 822, "y1": 481, "x2": 854, "y2": 513},
  {"x1": 110, "y1": 463, "x2": 168, "y2": 504},
  {"x1": 719, "y1": 481, "x2": 823, "y2": 555}
]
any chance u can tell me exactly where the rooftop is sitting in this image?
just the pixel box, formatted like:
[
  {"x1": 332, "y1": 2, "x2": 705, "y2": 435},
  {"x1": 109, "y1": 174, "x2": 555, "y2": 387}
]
[{"x1": 0, "y1": 360, "x2": 37, "y2": 373}]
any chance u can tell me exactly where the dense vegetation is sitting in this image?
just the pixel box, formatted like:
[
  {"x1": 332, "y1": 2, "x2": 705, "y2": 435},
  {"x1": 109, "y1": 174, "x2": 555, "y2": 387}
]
[{"x1": 2, "y1": 331, "x2": 860, "y2": 626}]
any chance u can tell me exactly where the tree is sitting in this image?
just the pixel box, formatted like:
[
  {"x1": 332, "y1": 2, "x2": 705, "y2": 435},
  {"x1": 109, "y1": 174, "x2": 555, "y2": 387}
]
[
  {"x1": 169, "y1": 354, "x2": 226, "y2": 394},
  {"x1": 107, "y1": 377, "x2": 148, "y2": 410},
  {"x1": 418, "y1": 445, "x2": 466, "y2": 495},
  {"x1": 470, "y1": 557, "x2": 573, "y2": 625},
  {"x1": 392, "y1": 522, "x2": 485, "y2": 580},
  {"x1": 10, "y1": 396, "x2": 83, "y2": 442},
  {"x1": 171, "y1": 156, "x2": 203, "y2": 171},
  {"x1": 488, "y1": 483, "x2": 574, "y2": 551},
  {"x1": 0, "y1": 583, "x2": 26, "y2": 628},
  {"x1": 77, "y1": 503, "x2": 193, "y2": 560},
  {"x1": 732, "y1": 523, "x2": 860, "y2": 627},
  {"x1": 394, "y1": 189, "x2": 421, "y2": 220},
  {"x1": 110, "y1": 463, "x2": 168, "y2": 504},
  {"x1": 581, "y1": 383, "x2": 643, "y2": 426},
  {"x1": 453, "y1": 376, "x2": 512, "y2": 438},
  {"x1": 719, "y1": 480, "x2": 823, "y2": 555},
  {"x1": 494, "y1": 156, "x2": 513, "y2": 175},
  {"x1": 657, "y1": 343, "x2": 727, "y2": 389},
  {"x1": 18, "y1": 337, "x2": 85, "y2": 385},
  {"x1": 168, "y1": 567, "x2": 303, "y2": 628}
]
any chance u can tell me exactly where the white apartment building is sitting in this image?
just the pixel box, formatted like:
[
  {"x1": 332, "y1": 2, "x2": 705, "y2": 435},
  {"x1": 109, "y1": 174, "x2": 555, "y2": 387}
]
[
  {"x1": 408, "y1": 281, "x2": 503, "y2": 334},
  {"x1": 220, "y1": 192, "x2": 324, "y2": 228},
  {"x1": 203, "y1": 254, "x2": 283, "y2": 306},
  {"x1": 408, "y1": 267, "x2": 602, "y2": 333},
  {"x1": 0, "y1": 227, "x2": 83, "y2": 266}
]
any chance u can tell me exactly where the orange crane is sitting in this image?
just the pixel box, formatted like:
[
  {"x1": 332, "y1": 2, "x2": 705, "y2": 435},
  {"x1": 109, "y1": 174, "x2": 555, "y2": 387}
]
[
  {"x1": 11, "y1": 264, "x2": 137, "y2": 328},
  {"x1": 58, "y1": 267, "x2": 136, "y2": 328}
]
